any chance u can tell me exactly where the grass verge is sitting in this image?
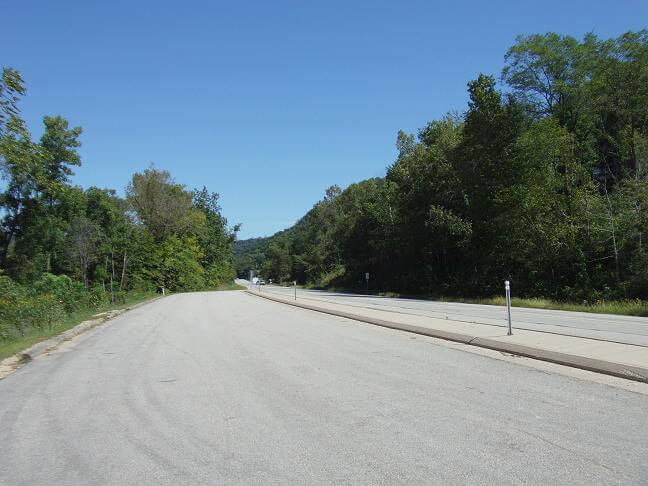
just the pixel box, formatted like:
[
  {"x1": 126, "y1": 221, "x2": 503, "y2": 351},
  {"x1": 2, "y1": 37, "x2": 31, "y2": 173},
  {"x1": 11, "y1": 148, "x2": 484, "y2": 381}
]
[
  {"x1": 447, "y1": 296, "x2": 648, "y2": 317},
  {"x1": 0, "y1": 291, "x2": 156, "y2": 361}
]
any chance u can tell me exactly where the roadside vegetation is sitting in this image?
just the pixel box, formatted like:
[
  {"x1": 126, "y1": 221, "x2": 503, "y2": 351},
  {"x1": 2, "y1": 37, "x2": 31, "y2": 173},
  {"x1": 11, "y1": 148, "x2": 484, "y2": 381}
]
[
  {"x1": 385, "y1": 293, "x2": 648, "y2": 317},
  {"x1": 208, "y1": 282, "x2": 246, "y2": 291},
  {"x1": 453, "y1": 297, "x2": 648, "y2": 317},
  {"x1": 236, "y1": 30, "x2": 648, "y2": 313},
  {"x1": 0, "y1": 278, "x2": 155, "y2": 360},
  {"x1": 0, "y1": 67, "x2": 239, "y2": 357}
]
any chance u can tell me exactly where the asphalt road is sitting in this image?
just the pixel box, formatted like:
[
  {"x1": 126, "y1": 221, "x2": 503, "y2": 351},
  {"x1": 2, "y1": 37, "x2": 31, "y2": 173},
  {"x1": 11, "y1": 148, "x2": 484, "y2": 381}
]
[
  {"x1": 1, "y1": 291, "x2": 647, "y2": 485},
  {"x1": 246, "y1": 282, "x2": 648, "y2": 347}
]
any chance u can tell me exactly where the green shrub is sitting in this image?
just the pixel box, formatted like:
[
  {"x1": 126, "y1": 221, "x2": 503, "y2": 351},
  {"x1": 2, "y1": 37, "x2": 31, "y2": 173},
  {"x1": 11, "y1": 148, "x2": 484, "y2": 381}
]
[
  {"x1": 0, "y1": 276, "x2": 68, "y2": 336},
  {"x1": 112, "y1": 290, "x2": 127, "y2": 304},
  {"x1": 84, "y1": 286, "x2": 110, "y2": 310},
  {"x1": 32, "y1": 273, "x2": 86, "y2": 313},
  {"x1": 26, "y1": 294, "x2": 66, "y2": 331},
  {"x1": 0, "y1": 276, "x2": 25, "y2": 336},
  {"x1": 315, "y1": 264, "x2": 346, "y2": 288},
  {"x1": 0, "y1": 321, "x2": 11, "y2": 340},
  {"x1": 0, "y1": 274, "x2": 125, "y2": 341}
]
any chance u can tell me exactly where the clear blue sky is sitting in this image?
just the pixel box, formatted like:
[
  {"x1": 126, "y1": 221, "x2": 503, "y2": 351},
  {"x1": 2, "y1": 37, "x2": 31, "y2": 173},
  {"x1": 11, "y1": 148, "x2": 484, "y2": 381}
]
[{"x1": 5, "y1": 1, "x2": 647, "y2": 239}]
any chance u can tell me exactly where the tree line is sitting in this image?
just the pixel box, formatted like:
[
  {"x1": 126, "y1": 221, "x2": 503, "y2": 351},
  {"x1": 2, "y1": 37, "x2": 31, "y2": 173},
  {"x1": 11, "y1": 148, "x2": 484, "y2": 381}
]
[
  {"x1": 0, "y1": 68, "x2": 237, "y2": 340},
  {"x1": 237, "y1": 31, "x2": 648, "y2": 302}
]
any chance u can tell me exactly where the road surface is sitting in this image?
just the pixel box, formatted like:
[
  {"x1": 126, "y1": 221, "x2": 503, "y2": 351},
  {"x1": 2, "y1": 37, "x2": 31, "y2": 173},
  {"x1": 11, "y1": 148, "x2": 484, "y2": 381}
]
[
  {"x1": 245, "y1": 282, "x2": 648, "y2": 347},
  {"x1": 1, "y1": 291, "x2": 646, "y2": 485}
]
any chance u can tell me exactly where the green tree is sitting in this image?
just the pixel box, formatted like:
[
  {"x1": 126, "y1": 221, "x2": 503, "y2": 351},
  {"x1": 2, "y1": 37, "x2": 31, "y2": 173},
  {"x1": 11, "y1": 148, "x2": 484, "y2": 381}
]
[
  {"x1": 0, "y1": 67, "x2": 26, "y2": 137},
  {"x1": 1, "y1": 115, "x2": 83, "y2": 279},
  {"x1": 126, "y1": 166, "x2": 196, "y2": 241},
  {"x1": 66, "y1": 215, "x2": 100, "y2": 289},
  {"x1": 193, "y1": 187, "x2": 239, "y2": 286}
]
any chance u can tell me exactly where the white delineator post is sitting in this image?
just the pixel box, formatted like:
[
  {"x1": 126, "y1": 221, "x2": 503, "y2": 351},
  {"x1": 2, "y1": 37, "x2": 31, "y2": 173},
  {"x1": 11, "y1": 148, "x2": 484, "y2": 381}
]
[
  {"x1": 505, "y1": 280, "x2": 512, "y2": 335},
  {"x1": 294, "y1": 281, "x2": 297, "y2": 300}
]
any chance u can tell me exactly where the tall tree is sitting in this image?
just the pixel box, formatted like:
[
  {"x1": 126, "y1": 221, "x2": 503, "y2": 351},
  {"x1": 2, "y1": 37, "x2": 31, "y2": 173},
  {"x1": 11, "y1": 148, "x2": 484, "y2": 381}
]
[
  {"x1": 66, "y1": 215, "x2": 100, "y2": 289},
  {"x1": 126, "y1": 166, "x2": 195, "y2": 241}
]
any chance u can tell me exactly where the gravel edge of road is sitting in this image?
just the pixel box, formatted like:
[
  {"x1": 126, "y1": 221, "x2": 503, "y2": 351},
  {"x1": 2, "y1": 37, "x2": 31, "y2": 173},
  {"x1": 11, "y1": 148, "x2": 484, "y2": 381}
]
[
  {"x1": 0, "y1": 295, "x2": 163, "y2": 379},
  {"x1": 246, "y1": 290, "x2": 648, "y2": 384}
]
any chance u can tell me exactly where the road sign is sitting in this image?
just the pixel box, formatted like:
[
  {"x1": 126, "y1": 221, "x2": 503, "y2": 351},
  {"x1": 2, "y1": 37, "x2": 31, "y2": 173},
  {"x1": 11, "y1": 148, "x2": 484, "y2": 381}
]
[{"x1": 365, "y1": 272, "x2": 369, "y2": 281}]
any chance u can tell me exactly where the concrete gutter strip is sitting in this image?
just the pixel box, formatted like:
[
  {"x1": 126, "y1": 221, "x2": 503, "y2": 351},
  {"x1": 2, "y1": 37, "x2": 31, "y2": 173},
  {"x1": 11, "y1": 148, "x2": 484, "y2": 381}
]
[
  {"x1": 247, "y1": 290, "x2": 648, "y2": 384},
  {"x1": 0, "y1": 296, "x2": 162, "y2": 379},
  {"x1": 469, "y1": 337, "x2": 648, "y2": 383}
]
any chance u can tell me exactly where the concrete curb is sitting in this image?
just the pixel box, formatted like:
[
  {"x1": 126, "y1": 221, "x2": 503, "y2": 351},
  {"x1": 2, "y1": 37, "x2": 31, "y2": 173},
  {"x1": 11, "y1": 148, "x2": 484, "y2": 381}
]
[
  {"x1": 247, "y1": 290, "x2": 648, "y2": 384},
  {"x1": 0, "y1": 296, "x2": 162, "y2": 379}
]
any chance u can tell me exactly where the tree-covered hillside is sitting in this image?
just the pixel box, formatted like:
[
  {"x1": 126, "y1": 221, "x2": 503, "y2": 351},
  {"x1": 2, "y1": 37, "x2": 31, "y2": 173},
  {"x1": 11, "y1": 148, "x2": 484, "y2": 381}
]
[
  {"x1": 234, "y1": 237, "x2": 269, "y2": 278},
  {"x1": 249, "y1": 31, "x2": 648, "y2": 302}
]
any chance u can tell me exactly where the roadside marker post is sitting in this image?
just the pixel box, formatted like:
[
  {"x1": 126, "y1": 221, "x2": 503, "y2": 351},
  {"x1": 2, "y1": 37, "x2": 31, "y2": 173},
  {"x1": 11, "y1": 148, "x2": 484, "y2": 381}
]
[
  {"x1": 505, "y1": 280, "x2": 512, "y2": 335},
  {"x1": 365, "y1": 272, "x2": 369, "y2": 293},
  {"x1": 294, "y1": 281, "x2": 297, "y2": 300}
]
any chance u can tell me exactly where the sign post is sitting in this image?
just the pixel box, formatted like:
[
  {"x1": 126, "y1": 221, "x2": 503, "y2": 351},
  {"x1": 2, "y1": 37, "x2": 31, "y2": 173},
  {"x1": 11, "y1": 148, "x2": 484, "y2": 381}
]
[{"x1": 505, "y1": 280, "x2": 512, "y2": 335}]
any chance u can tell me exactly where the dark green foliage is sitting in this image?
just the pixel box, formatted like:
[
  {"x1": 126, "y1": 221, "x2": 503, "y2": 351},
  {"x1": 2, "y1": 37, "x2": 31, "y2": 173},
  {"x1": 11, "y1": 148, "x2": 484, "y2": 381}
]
[
  {"x1": 234, "y1": 237, "x2": 269, "y2": 278},
  {"x1": 245, "y1": 30, "x2": 648, "y2": 302},
  {"x1": 0, "y1": 68, "x2": 26, "y2": 137},
  {"x1": 193, "y1": 187, "x2": 239, "y2": 286}
]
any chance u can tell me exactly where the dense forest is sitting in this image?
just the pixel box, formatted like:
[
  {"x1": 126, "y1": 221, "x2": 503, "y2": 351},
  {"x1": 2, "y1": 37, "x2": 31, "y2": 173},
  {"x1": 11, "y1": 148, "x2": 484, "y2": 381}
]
[
  {"x1": 0, "y1": 68, "x2": 237, "y2": 341},
  {"x1": 237, "y1": 31, "x2": 648, "y2": 302}
]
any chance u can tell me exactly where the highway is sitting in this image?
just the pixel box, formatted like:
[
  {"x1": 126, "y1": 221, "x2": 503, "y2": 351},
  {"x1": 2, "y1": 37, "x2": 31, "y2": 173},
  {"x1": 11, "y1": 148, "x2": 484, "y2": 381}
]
[
  {"x1": 0, "y1": 291, "x2": 646, "y2": 485},
  {"x1": 245, "y1": 282, "x2": 648, "y2": 346}
]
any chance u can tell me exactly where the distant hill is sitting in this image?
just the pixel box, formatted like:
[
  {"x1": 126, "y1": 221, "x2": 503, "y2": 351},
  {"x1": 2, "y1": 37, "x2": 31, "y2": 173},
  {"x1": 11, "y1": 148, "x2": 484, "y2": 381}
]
[
  {"x1": 234, "y1": 237, "x2": 269, "y2": 277},
  {"x1": 234, "y1": 237, "x2": 269, "y2": 256}
]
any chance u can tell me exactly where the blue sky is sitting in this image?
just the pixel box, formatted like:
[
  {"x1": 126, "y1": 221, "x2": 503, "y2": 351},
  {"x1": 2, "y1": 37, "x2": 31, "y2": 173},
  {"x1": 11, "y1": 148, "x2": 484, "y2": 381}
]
[{"x1": 5, "y1": 1, "x2": 647, "y2": 239}]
